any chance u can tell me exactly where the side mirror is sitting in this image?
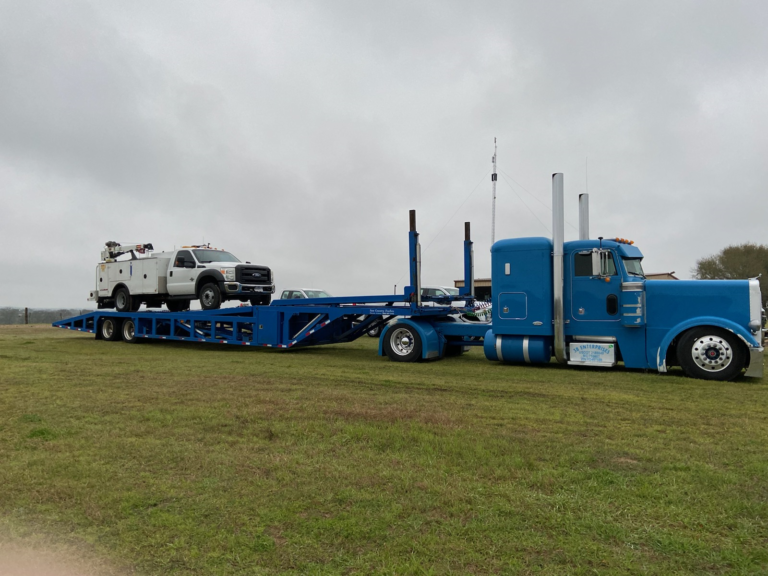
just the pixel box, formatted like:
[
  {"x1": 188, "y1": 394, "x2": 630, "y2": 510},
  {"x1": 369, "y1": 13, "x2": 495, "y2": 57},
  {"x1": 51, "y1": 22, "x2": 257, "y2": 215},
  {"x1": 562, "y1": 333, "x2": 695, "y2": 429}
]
[
  {"x1": 591, "y1": 250, "x2": 601, "y2": 276},
  {"x1": 591, "y1": 249, "x2": 612, "y2": 276},
  {"x1": 184, "y1": 261, "x2": 195, "y2": 269}
]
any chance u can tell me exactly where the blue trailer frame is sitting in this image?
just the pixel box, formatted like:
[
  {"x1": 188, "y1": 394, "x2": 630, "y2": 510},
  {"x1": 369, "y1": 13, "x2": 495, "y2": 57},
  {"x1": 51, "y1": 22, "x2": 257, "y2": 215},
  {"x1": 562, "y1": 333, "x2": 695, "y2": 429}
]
[{"x1": 53, "y1": 212, "x2": 489, "y2": 358}]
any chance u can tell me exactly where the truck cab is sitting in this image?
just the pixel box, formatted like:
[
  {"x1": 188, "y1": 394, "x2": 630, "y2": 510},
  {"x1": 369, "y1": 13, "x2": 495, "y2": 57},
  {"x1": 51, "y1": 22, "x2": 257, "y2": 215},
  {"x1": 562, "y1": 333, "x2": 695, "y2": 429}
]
[{"x1": 486, "y1": 235, "x2": 764, "y2": 380}]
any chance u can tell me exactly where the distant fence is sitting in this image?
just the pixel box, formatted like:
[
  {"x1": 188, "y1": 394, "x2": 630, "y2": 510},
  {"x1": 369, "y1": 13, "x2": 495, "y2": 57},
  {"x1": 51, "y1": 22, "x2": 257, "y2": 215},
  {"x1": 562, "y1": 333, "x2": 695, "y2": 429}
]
[{"x1": 0, "y1": 307, "x2": 92, "y2": 325}]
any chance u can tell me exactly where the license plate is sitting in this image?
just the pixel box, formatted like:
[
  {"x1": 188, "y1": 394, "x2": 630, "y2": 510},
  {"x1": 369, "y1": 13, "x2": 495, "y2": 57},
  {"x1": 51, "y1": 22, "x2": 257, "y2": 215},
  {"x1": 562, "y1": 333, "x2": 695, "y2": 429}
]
[{"x1": 568, "y1": 342, "x2": 616, "y2": 367}]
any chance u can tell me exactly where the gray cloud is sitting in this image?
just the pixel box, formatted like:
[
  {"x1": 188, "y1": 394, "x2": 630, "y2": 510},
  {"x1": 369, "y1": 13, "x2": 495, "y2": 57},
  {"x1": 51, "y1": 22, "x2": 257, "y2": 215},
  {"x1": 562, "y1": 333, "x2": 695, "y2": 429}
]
[{"x1": 2, "y1": 0, "x2": 767, "y2": 308}]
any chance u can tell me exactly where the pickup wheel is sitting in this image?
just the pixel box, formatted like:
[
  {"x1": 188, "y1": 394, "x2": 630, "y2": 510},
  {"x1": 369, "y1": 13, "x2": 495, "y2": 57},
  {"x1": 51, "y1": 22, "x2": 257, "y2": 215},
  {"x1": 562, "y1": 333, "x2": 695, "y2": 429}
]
[
  {"x1": 100, "y1": 317, "x2": 121, "y2": 341},
  {"x1": 383, "y1": 323, "x2": 422, "y2": 362},
  {"x1": 115, "y1": 287, "x2": 132, "y2": 313},
  {"x1": 166, "y1": 300, "x2": 191, "y2": 312},
  {"x1": 199, "y1": 283, "x2": 221, "y2": 310},
  {"x1": 122, "y1": 319, "x2": 138, "y2": 343},
  {"x1": 366, "y1": 325, "x2": 382, "y2": 338},
  {"x1": 249, "y1": 295, "x2": 271, "y2": 306},
  {"x1": 678, "y1": 327, "x2": 746, "y2": 381}
]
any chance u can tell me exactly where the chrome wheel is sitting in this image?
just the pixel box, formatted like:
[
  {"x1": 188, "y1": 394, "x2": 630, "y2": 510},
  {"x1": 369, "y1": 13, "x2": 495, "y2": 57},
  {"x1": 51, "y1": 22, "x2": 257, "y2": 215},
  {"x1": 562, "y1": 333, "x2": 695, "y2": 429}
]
[
  {"x1": 390, "y1": 327, "x2": 416, "y2": 357},
  {"x1": 123, "y1": 320, "x2": 135, "y2": 342},
  {"x1": 690, "y1": 335, "x2": 732, "y2": 372}
]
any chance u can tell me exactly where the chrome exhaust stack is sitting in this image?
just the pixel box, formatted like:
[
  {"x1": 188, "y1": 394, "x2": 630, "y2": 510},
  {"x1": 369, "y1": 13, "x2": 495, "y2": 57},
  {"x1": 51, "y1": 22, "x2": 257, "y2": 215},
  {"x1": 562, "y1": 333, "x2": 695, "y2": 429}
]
[
  {"x1": 553, "y1": 174, "x2": 567, "y2": 363},
  {"x1": 579, "y1": 193, "x2": 589, "y2": 240}
]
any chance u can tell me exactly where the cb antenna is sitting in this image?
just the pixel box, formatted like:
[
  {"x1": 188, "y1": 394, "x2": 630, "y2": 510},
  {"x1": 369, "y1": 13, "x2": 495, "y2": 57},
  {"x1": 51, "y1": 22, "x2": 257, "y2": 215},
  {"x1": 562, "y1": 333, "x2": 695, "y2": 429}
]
[{"x1": 491, "y1": 137, "x2": 497, "y2": 245}]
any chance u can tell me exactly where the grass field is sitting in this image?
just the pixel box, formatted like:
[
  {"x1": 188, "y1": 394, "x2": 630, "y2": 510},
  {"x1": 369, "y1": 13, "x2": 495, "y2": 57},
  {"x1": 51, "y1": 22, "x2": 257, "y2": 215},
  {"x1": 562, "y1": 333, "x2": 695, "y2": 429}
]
[{"x1": 0, "y1": 324, "x2": 767, "y2": 575}]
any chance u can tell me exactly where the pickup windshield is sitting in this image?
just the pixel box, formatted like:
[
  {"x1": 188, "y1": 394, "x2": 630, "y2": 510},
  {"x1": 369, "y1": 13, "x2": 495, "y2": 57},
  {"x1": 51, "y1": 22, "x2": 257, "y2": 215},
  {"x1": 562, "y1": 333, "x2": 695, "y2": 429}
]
[
  {"x1": 623, "y1": 257, "x2": 645, "y2": 277},
  {"x1": 304, "y1": 290, "x2": 332, "y2": 298},
  {"x1": 444, "y1": 288, "x2": 460, "y2": 296},
  {"x1": 193, "y1": 250, "x2": 240, "y2": 263}
]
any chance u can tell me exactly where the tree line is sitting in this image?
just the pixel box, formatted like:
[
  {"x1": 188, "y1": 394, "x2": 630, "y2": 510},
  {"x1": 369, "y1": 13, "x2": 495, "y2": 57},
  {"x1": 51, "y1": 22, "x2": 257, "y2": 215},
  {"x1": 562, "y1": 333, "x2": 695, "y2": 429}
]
[
  {"x1": 0, "y1": 308, "x2": 91, "y2": 325},
  {"x1": 693, "y1": 242, "x2": 768, "y2": 301}
]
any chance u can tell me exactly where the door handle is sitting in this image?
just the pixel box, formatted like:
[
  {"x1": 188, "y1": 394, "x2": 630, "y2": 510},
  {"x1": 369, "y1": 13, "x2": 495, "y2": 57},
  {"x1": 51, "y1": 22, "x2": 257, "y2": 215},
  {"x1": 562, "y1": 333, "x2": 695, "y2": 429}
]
[{"x1": 169, "y1": 271, "x2": 173, "y2": 277}]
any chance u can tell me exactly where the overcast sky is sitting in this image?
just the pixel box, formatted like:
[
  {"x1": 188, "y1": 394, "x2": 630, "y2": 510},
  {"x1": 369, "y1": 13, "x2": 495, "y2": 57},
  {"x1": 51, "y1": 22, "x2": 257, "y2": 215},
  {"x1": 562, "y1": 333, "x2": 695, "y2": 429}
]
[{"x1": 2, "y1": 0, "x2": 767, "y2": 309}]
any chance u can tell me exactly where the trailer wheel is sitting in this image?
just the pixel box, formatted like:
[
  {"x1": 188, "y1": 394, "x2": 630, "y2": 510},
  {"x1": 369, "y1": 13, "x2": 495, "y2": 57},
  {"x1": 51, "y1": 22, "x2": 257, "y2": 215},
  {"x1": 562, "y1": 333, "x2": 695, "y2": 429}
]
[
  {"x1": 100, "y1": 317, "x2": 121, "y2": 341},
  {"x1": 115, "y1": 287, "x2": 132, "y2": 313},
  {"x1": 199, "y1": 283, "x2": 221, "y2": 310},
  {"x1": 383, "y1": 323, "x2": 422, "y2": 362},
  {"x1": 677, "y1": 327, "x2": 746, "y2": 381},
  {"x1": 122, "y1": 319, "x2": 137, "y2": 343}
]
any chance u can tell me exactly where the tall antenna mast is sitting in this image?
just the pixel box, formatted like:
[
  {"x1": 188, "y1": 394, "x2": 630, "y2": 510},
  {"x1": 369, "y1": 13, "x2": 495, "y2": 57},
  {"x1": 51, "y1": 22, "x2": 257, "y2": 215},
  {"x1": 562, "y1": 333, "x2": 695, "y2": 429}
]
[{"x1": 491, "y1": 137, "x2": 497, "y2": 244}]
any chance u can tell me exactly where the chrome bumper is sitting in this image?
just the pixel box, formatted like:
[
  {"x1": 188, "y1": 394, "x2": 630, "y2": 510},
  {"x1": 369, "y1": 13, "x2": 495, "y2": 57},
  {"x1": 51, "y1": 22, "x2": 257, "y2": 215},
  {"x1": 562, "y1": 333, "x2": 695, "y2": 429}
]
[
  {"x1": 223, "y1": 282, "x2": 275, "y2": 295},
  {"x1": 745, "y1": 345, "x2": 764, "y2": 378}
]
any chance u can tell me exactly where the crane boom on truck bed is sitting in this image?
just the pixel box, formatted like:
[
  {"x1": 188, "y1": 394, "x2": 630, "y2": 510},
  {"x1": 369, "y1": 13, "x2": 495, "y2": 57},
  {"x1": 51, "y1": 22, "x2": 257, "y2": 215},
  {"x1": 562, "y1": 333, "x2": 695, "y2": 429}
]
[{"x1": 54, "y1": 173, "x2": 764, "y2": 381}]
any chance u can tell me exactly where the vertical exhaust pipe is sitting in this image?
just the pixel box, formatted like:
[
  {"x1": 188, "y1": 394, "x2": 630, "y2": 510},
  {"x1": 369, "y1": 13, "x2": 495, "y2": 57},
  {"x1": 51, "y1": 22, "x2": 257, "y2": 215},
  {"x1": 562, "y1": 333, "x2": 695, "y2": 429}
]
[
  {"x1": 409, "y1": 210, "x2": 422, "y2": 306},
  {"x1": 552, "y1": 174, "x2": 566, "y2": 363},
  {"x1": 579, "y1": 193, "x2": 589, "y2": 240}
]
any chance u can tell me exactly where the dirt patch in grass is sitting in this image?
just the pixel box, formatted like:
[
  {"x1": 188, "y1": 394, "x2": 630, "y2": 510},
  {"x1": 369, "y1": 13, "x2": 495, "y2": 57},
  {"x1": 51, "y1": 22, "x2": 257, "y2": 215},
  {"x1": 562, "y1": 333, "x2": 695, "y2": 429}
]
[{"x1": 0, "y1": 542, "x2": 127, "y2": 576}]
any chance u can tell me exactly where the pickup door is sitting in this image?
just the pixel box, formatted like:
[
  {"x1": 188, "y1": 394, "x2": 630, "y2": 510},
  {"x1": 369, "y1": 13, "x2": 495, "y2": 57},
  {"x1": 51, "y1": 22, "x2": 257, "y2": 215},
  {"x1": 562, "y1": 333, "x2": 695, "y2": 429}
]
[{"x1": 167, "y1": 250, "x2": 199, "y2": 296}]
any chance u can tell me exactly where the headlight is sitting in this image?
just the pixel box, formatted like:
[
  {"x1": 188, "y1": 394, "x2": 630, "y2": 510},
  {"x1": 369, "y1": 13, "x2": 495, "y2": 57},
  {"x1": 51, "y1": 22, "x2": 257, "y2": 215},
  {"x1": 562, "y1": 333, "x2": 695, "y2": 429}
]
[{"x1": 220, "y1": 268, "x2": 236, "y2": 281}]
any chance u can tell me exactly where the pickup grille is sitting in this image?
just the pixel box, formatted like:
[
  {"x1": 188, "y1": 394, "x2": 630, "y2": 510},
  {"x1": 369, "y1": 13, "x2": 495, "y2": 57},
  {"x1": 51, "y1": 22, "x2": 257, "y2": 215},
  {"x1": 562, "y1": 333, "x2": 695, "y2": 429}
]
[{"x1": 237, "y1": 266, "x2": 271, "y2": 285}]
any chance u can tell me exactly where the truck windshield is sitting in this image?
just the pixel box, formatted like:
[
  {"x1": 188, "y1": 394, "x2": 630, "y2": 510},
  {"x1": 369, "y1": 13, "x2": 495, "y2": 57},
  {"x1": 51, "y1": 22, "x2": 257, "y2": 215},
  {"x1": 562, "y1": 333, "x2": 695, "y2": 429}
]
[
  {"x1": 444, "y1": 288, "x2": 460, "y2": 296},
  {"x1": 193, "y1": 250, "x2": 241, "y2": 263},
  {"x1": 623, "y1": 257, "x2": 645, "y2": 277}
]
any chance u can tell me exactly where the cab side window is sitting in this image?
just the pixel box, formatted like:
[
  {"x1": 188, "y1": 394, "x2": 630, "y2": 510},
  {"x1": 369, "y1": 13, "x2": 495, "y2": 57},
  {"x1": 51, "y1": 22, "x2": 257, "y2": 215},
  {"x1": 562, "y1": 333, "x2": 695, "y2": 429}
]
[
  {"x1": 174, "y1": 250, "x2": 193, "y2": 268},
  {"x1": 574, "y1": 253, "x2": 593, "y2": 277},
  {"x1": 574, "y1": 252, "x2": 617, "y2": 276}
]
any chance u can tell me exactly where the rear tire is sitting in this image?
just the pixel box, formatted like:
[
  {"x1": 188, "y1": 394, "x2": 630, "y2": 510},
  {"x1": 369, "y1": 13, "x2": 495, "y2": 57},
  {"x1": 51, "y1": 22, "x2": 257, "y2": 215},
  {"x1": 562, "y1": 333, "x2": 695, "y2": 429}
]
[
  {"x1": 677, "y1": 327, "x2": 745, "y2": 381},
  {"x1": 115, "y1": 287, "x2": 132, "y2": 313},
  {"x1": 383, "y1": 323, "x2": 422, "y2": 362},
  {"x1": 100, "y1": 317, "x2": 121, "y2": 341},
  {"x1": 199, "y1": 283, "x2": 222, "y2": 310},
  {"x1": 122, "y1": 319, "x2": 137, "y2": 343}
]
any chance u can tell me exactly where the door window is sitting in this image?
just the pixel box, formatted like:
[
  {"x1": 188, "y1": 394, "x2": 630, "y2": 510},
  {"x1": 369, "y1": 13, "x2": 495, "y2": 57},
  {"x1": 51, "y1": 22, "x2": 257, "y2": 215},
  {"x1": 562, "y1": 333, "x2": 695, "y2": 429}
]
[{"x1": 174, "y1": 250, "x2": 194, "y2": 268}]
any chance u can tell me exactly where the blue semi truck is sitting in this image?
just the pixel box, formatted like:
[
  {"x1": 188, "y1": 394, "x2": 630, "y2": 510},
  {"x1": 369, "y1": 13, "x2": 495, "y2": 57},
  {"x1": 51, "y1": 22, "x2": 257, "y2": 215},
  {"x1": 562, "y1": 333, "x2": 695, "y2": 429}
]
[{"x1": 54, "y1": 173, "x2": 764, "y2": 381}]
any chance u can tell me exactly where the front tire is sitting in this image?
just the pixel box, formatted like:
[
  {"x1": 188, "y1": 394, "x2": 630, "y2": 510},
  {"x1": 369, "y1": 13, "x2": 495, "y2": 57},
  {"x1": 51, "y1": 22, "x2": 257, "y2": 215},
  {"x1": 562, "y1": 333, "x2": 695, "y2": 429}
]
[
  {"x1": 100, "y1": 317, "x2": 121, "y2": 341},
  {"x1": 677, "y1": 327, "x2": 746, "y2": 381},
  {"x1": 122, "y1": 319, "x2": 137, "y2": 343},
  {"x1": 199, "y1": 283, "x2": 222, "y2": 310},
  {"x1": 383, "y1": 323, "x2": 422, "y2": 362}
]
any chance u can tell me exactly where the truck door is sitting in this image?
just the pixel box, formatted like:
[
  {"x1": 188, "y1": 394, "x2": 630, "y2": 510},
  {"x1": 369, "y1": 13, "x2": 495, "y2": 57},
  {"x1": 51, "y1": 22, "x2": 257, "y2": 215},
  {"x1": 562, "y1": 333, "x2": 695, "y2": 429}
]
[
  {"x1": 167, "y1": 250, "x2": 197, "y2": 296},
  {"x1": 570, "y1": 251, "x2": 621, "y2": 324}
]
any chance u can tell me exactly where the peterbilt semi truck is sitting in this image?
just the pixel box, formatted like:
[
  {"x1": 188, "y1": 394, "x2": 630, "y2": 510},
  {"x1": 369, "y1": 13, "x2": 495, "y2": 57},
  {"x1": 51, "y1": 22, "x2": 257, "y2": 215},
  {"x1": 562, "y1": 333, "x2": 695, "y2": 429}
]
[
  {"x1": 60, "y1": 173, "x2": 763, "y2": 381},
  {"x1": 88, "y1": 242, "x2": 275, "y2": 312},
  {"x1": 478, "y1": 174, "x2": 764, "y2": 381}
]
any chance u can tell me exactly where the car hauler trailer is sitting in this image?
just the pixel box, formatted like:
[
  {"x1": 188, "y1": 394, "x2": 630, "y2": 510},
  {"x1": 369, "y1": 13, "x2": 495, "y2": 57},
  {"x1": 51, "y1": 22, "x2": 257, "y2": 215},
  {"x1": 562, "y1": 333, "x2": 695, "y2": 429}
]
[{"x1": 54, "y1": 173, "x2": 764, "y2": 381}]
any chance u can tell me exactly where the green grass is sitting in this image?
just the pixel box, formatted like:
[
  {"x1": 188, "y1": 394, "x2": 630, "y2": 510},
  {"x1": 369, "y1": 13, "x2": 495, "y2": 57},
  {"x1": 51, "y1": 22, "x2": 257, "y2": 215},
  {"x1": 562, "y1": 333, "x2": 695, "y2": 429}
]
[{"x1": 0, "y1": 324, "x2": 767, "y2": 575}]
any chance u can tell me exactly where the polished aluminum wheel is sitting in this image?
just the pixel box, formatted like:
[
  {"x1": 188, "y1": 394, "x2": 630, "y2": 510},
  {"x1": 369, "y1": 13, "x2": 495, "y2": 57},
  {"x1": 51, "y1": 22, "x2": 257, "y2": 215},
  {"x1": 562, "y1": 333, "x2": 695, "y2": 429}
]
[
  {"x1": 389, "y1": 327, "x2": 416, "y2": 357},
  {"x1": 691, "y1": 335, "x2": 732, "y2": 372}
]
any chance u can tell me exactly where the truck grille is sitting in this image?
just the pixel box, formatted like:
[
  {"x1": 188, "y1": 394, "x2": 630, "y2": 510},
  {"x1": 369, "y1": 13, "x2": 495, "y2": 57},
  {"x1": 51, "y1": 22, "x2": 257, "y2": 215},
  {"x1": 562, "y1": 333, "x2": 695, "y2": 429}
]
[{"x1": 237, "y1": 266, "x2": 271, "y2": 285}]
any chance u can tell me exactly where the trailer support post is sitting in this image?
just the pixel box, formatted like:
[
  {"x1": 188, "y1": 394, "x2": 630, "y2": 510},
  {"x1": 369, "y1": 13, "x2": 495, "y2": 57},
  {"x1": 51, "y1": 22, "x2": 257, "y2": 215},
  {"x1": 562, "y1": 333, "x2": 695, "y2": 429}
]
[{"x1": 461, "y1": 222, "x2": 474, "y2": 299}]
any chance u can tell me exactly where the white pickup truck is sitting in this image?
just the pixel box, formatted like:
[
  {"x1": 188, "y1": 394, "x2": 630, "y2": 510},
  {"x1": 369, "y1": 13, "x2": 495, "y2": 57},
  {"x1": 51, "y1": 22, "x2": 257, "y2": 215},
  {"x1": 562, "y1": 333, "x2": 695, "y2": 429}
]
[{"x1": 88, "y1": 242, "x2": 275, "y2": 311}]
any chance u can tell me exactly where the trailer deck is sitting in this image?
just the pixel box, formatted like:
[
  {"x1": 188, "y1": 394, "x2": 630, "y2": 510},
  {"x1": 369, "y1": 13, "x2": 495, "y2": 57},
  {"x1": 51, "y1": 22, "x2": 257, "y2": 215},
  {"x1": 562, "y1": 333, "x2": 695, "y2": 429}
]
[{"x1": 53, "y1": 212, "x2": 488, "y2": 360}]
